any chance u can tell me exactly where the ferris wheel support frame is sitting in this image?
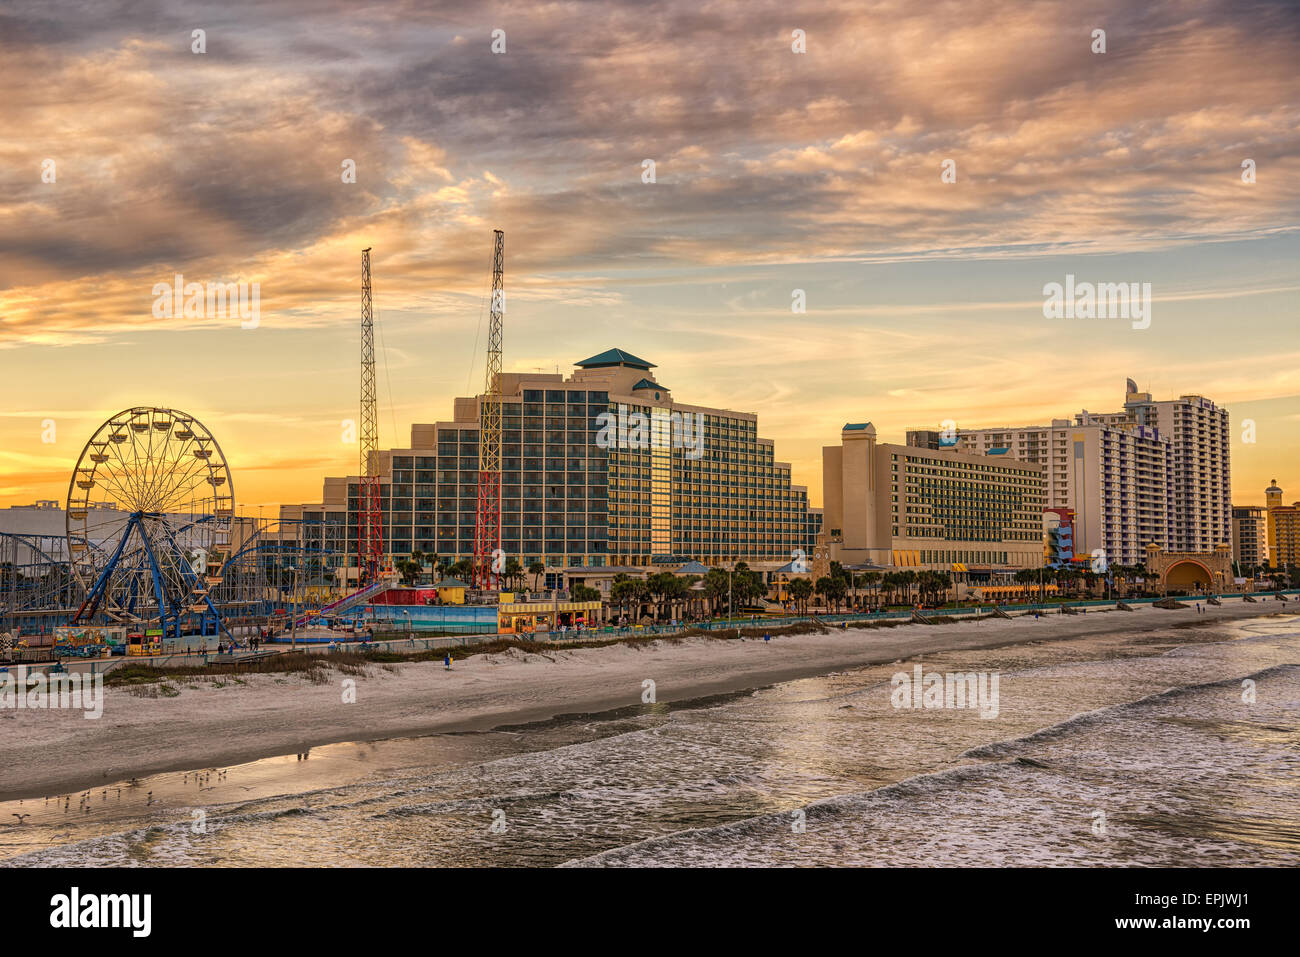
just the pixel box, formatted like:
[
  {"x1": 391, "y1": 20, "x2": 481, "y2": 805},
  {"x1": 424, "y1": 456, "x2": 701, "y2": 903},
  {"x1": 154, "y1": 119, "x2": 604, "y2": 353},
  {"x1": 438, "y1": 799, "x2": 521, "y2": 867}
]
[
  {"x1": 154, "y1": 515, "x2": 233, "y2": 641},
  {"x1": 72, "y1": 511, "x2": 142, "y2": 623}
]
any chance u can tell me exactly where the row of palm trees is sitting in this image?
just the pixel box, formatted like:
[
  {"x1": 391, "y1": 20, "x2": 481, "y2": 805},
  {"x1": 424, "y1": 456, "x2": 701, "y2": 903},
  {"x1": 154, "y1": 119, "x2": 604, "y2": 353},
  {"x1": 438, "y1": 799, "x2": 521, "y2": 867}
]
[
  {"x1": 608, "y1": 562, "x2": 770, "y2": 622},
  {"x1": 1010, "y1": 562, "x2": 1299, "y2": 597},
  {"x1": 389, "y1": 550, "x2": 1300, "y2": 619},
  {"x1": 393, "y1": 550, "x2": 552, "y2": 593},
  {"x1": 1012, "y1": 564, "x2": 1192, "y2": 597},
  {"x1": 1236, "y1": 563, "x2": 1298, "y2": 589},
  {"x1": 791, "y1": 566, "x2": 955, "y2": 613}
]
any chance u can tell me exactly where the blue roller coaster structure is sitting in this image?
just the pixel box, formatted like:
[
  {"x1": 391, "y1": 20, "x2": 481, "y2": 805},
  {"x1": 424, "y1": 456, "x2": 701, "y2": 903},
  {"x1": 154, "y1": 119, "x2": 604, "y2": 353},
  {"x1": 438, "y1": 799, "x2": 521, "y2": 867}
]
[{"x1": 1, "y1": 408, "x2": 354, "y2": 646}]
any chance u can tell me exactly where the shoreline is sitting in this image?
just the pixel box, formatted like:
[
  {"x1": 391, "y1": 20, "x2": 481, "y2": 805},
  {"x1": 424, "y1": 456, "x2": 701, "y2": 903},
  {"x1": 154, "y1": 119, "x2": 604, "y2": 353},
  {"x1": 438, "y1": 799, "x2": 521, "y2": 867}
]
[{"x1": 2, "y1": 601, "x2": 1295, "y2": 803}]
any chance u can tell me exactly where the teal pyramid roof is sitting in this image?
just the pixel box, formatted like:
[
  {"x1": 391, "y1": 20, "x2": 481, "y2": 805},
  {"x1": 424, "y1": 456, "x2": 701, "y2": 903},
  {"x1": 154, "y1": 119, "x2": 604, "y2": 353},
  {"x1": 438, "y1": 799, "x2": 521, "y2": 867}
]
[{"x1": 575, "y1": 348, "x2": 655, "y2": 370}]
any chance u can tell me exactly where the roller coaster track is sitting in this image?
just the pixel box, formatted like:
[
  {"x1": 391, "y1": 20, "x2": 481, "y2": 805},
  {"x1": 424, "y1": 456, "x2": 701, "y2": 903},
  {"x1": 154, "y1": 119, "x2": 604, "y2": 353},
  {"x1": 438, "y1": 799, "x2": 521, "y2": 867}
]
[{"x1": 294, "y1": 574, "x2": 397, "y2": 627}]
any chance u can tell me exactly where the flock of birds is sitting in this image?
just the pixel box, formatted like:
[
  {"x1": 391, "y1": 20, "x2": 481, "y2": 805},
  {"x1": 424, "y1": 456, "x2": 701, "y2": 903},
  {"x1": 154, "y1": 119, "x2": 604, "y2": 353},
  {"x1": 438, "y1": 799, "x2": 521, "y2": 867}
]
[{"x1": 7, "y1": 767, "x2": 231, "y2": 825}]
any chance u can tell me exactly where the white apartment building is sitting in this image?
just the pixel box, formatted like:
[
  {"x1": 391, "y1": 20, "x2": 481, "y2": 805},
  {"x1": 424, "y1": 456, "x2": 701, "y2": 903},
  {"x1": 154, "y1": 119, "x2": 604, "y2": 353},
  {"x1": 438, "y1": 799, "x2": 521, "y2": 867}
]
[
  {"x1": 1121, "y1": 389, "x2": 1231, "y2": 553},
  {"x1": 923, "y1": 381, "x2": 1229, "y2": 566},
  {"x1": 951, "y1": 418, "x2": 1168, "y2": 567}
]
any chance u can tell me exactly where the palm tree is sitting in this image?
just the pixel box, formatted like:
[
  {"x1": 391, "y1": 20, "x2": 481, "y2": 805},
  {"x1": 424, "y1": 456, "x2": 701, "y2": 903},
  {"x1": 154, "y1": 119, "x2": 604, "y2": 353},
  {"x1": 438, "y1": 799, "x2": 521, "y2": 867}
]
[
  {"x1": 828, "y1": 575, "x2": 847, "y2": 611},
  {"x1": 503, "y1": 557, "x2": 525, "y2": 591},
  {"x1": 851, "y1": 571, "x2": 875, "y2": 610},
  {"x1": 933, "y1": 570, "x2": 952, "y2": 606},
  {"x1": 902, "y1": 569, "x2": 919, "y2": 606},
  {"x1": 396, "y1": 556, "x2": 420, "y2": 586},
  {"x1": 702, "y1": 568, "x2": 730, "y2": 618},
  {"x1": 1112, "y1": 563, "x2": 1130, "y2": 599},
  {"x1": 664, "y1": 575, "x2": 689, "y2": 620},
  {"x1": 844, "y1": 569, "x2": 860, "y2": 609},
  {"x1": 528, "y1": 560, "x2": 546, "y2": 593},
  {"x1": 1056, "y1": 566, "x2": 1081, "y2": 598},
  {"x1": 859, "y1": 571, "x2": 881, "y2": 609},
  {"x1": 787, "y1": 577, "x2": 811, "y2": 614},
  {"x1": 609, "y1": 575, "x2": 633, "y2": 621},
  {"x1": 914, "y1": 570, "x2": 933, "y2": 606},
  {"x1": 738, "y1": 567, "x2": 765, "y2": 606},
  {"x1": 811, "y1": 574, "x2": 832, "y2": 613},
  {"x1": 678, "y1": 574, "x2": 702, "y2": 619},
  {"x1": 611, "y1": 576, "x2": 649, "y2": 622},
  {"x1": 646, "y1": 571, "x2": 677, "y2": 621},
  {"x1": 1014, "y1": 568, "x2": 1038, "y2": 587}
]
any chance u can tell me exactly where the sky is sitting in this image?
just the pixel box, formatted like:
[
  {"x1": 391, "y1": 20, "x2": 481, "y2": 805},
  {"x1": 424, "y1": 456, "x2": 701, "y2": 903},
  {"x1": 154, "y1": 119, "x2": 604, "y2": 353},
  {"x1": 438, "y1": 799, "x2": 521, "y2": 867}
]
[{"x1": 2, "y1": 0, "x2": 1298, "y2": 515}]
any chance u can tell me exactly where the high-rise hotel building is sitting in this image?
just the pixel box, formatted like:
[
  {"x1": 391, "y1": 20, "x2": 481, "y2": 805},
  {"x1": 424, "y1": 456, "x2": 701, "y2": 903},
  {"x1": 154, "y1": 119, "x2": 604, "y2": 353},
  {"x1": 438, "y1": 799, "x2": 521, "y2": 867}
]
[
  {"x1": 1122, "y1": 387, "x2": 1231, "y2": 553},
  {"x1": 823, "y1": 423, "x2": 1046, "y2": 573},
  {"x1": 281, "y1": 349, "x2": 821, "y2": 579},
  {"x1": 924, "y1": 381, "x2": 1229, "y2": 566}
]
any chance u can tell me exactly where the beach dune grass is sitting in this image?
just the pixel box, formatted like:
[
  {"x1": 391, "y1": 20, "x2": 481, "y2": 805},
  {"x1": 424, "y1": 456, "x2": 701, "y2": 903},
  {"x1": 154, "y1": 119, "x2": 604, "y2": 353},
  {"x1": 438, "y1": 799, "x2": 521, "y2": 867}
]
[
  {"x1": 98, "y1": 606, "x2": 1124, "y2": 689},
  {"x1": 100, "y1": 621, "x2": 881, "y2": 688}
]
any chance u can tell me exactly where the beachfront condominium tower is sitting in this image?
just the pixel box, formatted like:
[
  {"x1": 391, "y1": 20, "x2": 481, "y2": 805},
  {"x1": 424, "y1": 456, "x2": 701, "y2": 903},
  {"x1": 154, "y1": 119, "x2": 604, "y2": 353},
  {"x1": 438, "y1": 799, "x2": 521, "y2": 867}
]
[
  {"x1": 943, "y1": 415, "x2": 1169, "y2": 568},
  {"x1": 1121, "y1": 387, "x2": 1231, "y2": 553},
  {"x1": 280, "y1": 349, "x2": 821, "y2": 582},
  {"x1": 928, "y1": 381, "x2": 1229, "y2": 566},
  {"x1": 823, "y1": 423, "x2": 1046, "y2": 576}
]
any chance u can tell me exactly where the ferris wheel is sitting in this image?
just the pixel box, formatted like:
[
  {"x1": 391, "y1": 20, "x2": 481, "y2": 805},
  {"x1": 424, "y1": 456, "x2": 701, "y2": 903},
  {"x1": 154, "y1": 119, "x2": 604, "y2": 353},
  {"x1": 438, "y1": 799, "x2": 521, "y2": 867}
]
[{"x1": 66, "y1": 407, "x2": 234, "y2": 638}]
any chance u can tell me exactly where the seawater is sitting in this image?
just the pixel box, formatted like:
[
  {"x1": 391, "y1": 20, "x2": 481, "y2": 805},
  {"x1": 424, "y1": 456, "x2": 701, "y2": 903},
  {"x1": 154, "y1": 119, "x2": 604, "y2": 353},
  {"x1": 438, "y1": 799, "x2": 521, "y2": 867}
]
[{"x1": 3, "y1": 616, "x2": 1297, "y2": 867}]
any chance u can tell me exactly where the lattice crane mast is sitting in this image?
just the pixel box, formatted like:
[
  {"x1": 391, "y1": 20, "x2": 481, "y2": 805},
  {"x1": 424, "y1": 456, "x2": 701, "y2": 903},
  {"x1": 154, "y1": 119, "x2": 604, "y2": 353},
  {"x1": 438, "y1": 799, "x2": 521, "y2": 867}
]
[
  {"x1": 472, "y1": 230, "x2": 505, "y2": 590},
  {"x1": 359, "y1": 247, "x2": 384, "y2": 586}
]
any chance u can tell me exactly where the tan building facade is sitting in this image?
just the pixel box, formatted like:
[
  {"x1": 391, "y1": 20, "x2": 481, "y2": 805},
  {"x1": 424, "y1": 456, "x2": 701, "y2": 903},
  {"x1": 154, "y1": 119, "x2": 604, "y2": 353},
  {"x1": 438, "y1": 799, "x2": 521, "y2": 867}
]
[
  {"x1": 1265, "y1": 480, "x2": 1300, "y2": 569},
  {"x1": 1124, "y1": 390, "x2": 1231, "y2": 553},
  {"x1": 823, "y1": 423, "x2": 1046, "y2": 574},
  {"x1": 1145, "y1": 543, "x2": 1234, "y2": 592},
  {"x1": 1231, "y1": 505, "x2": 1268, "y2": 568}
]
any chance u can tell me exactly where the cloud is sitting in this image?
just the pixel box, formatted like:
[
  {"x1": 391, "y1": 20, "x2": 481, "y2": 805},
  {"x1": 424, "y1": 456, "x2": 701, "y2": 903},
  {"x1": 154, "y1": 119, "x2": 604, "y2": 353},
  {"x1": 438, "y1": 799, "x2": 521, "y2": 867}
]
[
  {"x1": 1, "y1": 0, "x2": 1297, "y2": 506},
  {"x1": 3, "y1": 0, "x2": 1297, "y2": 345}
]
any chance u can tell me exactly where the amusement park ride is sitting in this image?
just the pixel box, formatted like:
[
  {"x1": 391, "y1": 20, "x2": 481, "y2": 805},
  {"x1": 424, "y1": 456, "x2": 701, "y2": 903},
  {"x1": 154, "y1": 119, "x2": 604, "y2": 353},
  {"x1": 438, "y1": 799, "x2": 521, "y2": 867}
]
[
  {"x1": 0, "y1": 405, "x2": 357, "y2": 650},
  {"x1": 66, "y1": 406, "x2": 234, "y2": 642},
  {"x1": 0, "y1": 233, "x2": 510, "y2": 652}
]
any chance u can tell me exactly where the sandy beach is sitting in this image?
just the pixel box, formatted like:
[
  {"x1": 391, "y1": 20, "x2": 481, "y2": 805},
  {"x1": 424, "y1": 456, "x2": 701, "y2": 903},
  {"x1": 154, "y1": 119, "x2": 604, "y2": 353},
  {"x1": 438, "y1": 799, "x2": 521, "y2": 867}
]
[{"x1": 2, "y1": 600, "x2": 1295, "y2": 802}]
